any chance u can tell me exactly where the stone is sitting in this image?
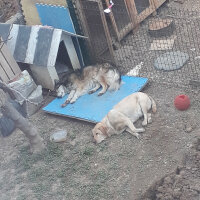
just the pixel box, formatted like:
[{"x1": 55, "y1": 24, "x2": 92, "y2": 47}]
[
  {"x1": 164, "y1": 177, "x2": 173, "y2": 184},
  {"x1": 185, "y1": 126, "x2": 193, "y2": 133},
  {"x1": 69, "y1": 140, "x2": 76, "y2": 146},
  {"x1": 50, "y1": 130, "x2": 68, "y2": 143},
  {"x1": 154, "y1": 51, "x2": 189, "y2": 71}
]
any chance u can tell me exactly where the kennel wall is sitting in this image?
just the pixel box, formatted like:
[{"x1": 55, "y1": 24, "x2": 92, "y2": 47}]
[
  {"x1": 73, "y1": 0, "x2": 167, "y2": 63},
  {"x1": 74, "y1": 4, "x2": 200, "y2": 87}
]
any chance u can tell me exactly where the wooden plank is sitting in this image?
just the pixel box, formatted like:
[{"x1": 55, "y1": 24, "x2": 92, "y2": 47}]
[
  {"x1": 137, "y1": 7, "x2": 155, "y2": 23},
  {"x1": 1, "y1": 40, "x2": 21, "y2": 75},
  {"x1": 0, "y1": 62, "x2": 9, "y2": 83},
  {"x1": 118, "y1": 23, "x2": 134, "y2": 40},
  {"x1": 125, "y1": 0, "x2": 139, "y2": 27},
  {"x1": 0, "y1": 48, "x2": 15, "y2": 79}
]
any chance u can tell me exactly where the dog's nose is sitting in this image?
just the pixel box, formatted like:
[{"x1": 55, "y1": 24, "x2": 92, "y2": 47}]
[{"x1": 92, "y1": 138, "x2": 96, "y2": 144}]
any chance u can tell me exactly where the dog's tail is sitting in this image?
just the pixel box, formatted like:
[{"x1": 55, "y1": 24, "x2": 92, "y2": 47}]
[{"x1": 149, "y1": 96, "x2": 157, "y2": 113}]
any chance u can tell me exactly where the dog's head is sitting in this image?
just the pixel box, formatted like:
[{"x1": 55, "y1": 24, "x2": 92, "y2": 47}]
[
  {"x1": 56, "y1": 85, "x2": 68, "y2": 98},
  {"x1": 92, "y1": 122, "x2": 108, "y2": 144}
]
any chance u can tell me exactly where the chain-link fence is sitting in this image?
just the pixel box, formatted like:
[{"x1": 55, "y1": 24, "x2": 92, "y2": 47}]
[{"x1": 74, "y1": 1, "x2": 200, "y2": 88}]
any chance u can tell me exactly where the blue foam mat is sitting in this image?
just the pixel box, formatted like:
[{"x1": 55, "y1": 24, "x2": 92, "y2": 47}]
[
  {"x1": 36, "y1": 4, "x2": 75, "y2": 33},
  {"x1": 43, "y1": 76, "x2": 148, "y2": 123},
  {"x1": 36, "y1": 4, "x2": 84, "y2": 67}
]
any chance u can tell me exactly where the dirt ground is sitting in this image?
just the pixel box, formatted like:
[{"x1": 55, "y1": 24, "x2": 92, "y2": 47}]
[
  {"x1": 0, "y1": 82, "x2": 199, "y2": 200},
  {"x1": 142, "y1": 138, "x2": 200, "y2": 200},
  {"x1": 0, "y1": 0, "x2": 200, "y2": 200}
]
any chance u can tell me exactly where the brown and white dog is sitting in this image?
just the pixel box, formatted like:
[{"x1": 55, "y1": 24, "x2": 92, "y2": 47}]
[
  {"x1": 57, "y1": 63, "x2": 121, "y2": 107},
  {"x1": 92, "y1": 92, "x2": 157, "y2": 143}
]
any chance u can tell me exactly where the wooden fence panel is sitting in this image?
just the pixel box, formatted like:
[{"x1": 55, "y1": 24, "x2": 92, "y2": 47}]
[{"x1": 0, "y1": 40, "x2": 21, "y2": 83}]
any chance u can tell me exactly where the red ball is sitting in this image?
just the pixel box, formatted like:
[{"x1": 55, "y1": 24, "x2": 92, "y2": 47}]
[{"x1": 174, "y1": 95, "x2": 190, "y2": 111}]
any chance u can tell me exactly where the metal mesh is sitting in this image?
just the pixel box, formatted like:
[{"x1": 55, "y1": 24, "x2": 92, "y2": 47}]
[{"x1": 73, "y1": 2, "x2": 200, "y2": 88}]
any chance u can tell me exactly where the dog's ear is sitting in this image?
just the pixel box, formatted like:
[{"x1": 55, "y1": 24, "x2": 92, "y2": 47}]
[
  {"x1": 74, "y1": 69, "x2": 82, "y2": 78},
  {"x1": 54, "y1": 79, "x2": 61, "y2": 90},
  {"x1": 98, "y1": 126, "x2": 108, "y2": 136}
]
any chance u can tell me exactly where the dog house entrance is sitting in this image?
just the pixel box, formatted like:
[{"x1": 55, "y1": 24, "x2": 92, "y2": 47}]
[{"x1": 55, "y1": 40, "x2": 74, "y2": 78}]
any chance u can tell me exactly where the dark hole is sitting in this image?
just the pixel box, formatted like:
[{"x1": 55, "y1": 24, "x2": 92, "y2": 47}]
[
  {"x1": 55, "y1": 41, "x2": 74, "y2": 79},
  {"x1": 176, "y1": 167, "x2": 180, "y2": 175}
]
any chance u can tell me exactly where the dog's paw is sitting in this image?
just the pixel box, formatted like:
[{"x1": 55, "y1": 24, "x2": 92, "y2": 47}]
[
  {"x1": 61, "y1": 103, "x2": 67, "y2": 108},
  {"x1": 98, "y1": 92, "x2": 104, "y2": 96},
  {"x1": 137, "y1": 128, "x2": 145, "y2": 133},
  {"x1": 142, "y1": 121, "x2": 148, "y2": 126},
  {"x1": 135, "y1": 133, "x2": 141, "y2": 139},
  {"x1": 61, "y1": 100, "x2": 70, "y2": 107},
  {"x1": 88, "y1": 90, "x2": 95, "y2": 94},
  {"x1": 148, "y1": 118, "x2": 152, "y2": 124}
]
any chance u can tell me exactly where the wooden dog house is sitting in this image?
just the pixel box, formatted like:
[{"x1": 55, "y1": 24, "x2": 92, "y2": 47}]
[{"x1": 0, "y1": 23, "x2": 87, "y2": 90}]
